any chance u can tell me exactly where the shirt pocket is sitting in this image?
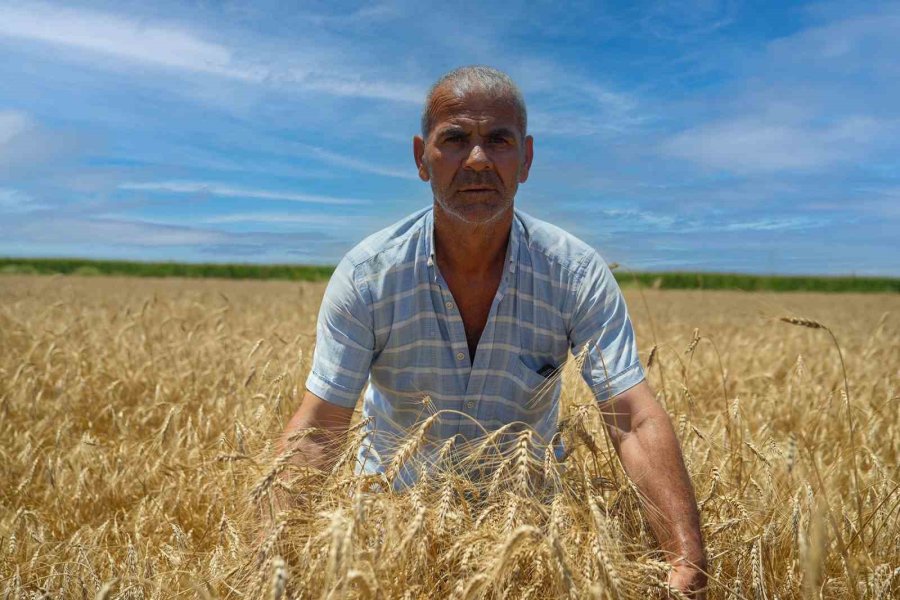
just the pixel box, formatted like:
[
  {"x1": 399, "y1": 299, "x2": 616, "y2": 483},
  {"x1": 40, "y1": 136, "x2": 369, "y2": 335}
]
[
  {"x1": 514, "y1": 355, "x2": 550, "y2": 390},
  {"x1": 508, "y1": 355, "x2": 558, "y2": 412}
]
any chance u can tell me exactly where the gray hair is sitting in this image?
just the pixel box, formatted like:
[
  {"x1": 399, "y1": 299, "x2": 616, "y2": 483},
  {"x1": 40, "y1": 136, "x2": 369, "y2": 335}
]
[{"x1": 420, "y1": 65, "x2": 527, "y2": 140}]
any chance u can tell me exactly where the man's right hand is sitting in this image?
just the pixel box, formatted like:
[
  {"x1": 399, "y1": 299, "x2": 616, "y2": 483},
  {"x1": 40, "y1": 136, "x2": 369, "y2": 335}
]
[{"x1": 667, "y1": 561, "x2": 708, "y2": 599}]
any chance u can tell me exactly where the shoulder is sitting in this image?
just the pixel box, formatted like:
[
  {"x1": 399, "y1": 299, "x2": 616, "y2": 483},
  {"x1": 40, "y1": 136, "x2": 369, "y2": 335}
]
[
  {"x1": 340, "y1": 206, "x2": 430, "y2": 273},
  {"x1": 516, "y1": 209, "x2": 602, "y2": 283}
]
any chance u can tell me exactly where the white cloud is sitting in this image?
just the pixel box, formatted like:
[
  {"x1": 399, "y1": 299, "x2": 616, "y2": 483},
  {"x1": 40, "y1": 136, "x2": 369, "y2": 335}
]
[
  {"x1": 299, "y1": 76, "x2": 422, "y2": 104},
  {"x1": 118, "y1": 181, "x2": 369, "y2": 205},
  {"x1": 767, "y1": 9, "x2": 900, "y2": 73},
  {"x1": 0, "y1": 2, "x2": 422, "y2": 103},
  {"x1": 599, "y1": 208, "x2": 679, "y2": 230},
  {"x1": 661, "y1": 116, "x2": 882, "y2": 173},
  {"x1": 0, "y1": 187, "x2": 46, "y2": 213},
  {"x1": 592, "y1": 207, "x2": 831, "y2": 235},
  {"x1": 0, "y1": 110, "x2": 32, "y2": 144},
  {"x1": 719, "y1": 217, "x2": 829, "y2": 232},
  {"x1": 305, "y1": 146, "x2": 419, "y2": 180},
  {"x1": 639, "y1": 0, "x2": 737, "y2": 42},
  {"x1": 514, "y1": 58, "x2": 647, "y2": 137},
  {"x1": 202, "y1": 212, "x2": 365, "y2": 226},
  {"x1": 0, "y1": 214, "x2": 348, "y2": 258},
  {"x1": 0, "y1": 109, "x2": 82, "y2": 174},
  {"x1": 6, "y1": 216, "x2": 224, "y2": 246},
  {"x1": 0, "y1": 3, "x2": 241, "y2": 78}
]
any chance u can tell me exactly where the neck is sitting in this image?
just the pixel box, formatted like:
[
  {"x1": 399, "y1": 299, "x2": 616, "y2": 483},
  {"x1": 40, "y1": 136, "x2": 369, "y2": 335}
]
[{"x1": 433, "y1": 203, "x2": 513, "y2": 277}]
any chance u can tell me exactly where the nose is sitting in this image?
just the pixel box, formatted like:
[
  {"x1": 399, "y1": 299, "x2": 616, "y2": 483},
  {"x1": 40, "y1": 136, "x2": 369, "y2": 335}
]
[{"x1": 464, "y1": 144, "x2": 492, "y2": 171}]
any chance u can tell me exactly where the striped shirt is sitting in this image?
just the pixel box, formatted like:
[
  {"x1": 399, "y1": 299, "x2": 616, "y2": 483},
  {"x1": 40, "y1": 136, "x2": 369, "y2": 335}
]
[{"x1": 306, "y1": 206, "x2": 644, "y2": 484}]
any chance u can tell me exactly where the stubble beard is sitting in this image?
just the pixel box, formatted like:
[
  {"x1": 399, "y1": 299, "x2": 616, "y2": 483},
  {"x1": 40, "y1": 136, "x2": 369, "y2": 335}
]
[
  {"x1": 434, "y1": 190, "x2": 514, "y2": 226},
  {"x1": 429, "y1": 167, "x2": 520, "y2": 226}
]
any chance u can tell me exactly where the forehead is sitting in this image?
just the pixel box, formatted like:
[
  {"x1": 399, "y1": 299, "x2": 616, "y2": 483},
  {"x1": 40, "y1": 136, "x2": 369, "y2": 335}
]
[{"x1": 428, "y1": 86, "x2": 521, "y2": 132}]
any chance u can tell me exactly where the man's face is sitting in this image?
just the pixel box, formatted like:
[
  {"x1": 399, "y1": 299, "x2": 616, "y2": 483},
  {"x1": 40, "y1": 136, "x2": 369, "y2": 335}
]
[{"x1": 414, "y1": 87, "x2": 534, "y2": 224}]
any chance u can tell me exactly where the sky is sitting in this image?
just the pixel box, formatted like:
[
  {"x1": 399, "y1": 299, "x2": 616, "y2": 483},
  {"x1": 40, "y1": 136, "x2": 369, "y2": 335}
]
[{"x1": 0, "y1": 0, "x2": 898, "y2": 275}]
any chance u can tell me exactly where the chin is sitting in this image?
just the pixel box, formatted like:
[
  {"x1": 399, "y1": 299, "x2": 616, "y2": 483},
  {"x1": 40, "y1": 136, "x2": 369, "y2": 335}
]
[{"x1": 437, "y1": 195, "x2": 512, "y2": 225}]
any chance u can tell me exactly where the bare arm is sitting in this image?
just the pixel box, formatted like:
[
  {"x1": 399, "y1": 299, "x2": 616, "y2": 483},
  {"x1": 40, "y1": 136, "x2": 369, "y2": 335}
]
[
  {"x1": 600, "y1": 380, "x2": 707, "y2": 596},
  {"x1": 278, "y1": 390, "x2": 354, "y2": 472},
  {"x1": 251, "y1": 391, "x2": 355, "y2": 532}
]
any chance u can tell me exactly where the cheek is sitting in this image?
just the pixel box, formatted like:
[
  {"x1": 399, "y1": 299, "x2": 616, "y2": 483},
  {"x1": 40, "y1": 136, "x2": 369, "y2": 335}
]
[
  {"x1": 495, "y1": 156, "x2": 523, "y2": 183},
  {"x1": 429, "y1": 152, "x2": 460, "y2": 181}
]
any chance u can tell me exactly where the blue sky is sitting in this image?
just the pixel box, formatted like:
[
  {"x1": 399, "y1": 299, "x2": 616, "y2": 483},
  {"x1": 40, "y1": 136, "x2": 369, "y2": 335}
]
[{"x1": 0, "y1": 0, "x2": 897, "y2": 275}]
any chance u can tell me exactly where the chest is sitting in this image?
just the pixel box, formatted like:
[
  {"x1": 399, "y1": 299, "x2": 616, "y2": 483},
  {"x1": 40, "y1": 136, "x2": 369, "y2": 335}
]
[
  {"x1": 368, "y1": 259, "x2": 570, "y2": 370},
  {"x1": 367, "y1": 264, "x2": 573, "y2": 437},
  {"x1": 442, "y1": 270, "x2": 502, "y2": 355}
]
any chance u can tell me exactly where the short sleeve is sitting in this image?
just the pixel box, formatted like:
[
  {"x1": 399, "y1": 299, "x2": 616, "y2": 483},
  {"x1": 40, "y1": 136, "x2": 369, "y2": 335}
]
[
  {"x1": 305, "y1": 257, "x2": 375, "y2": 408},
  {"x1": 567, "y1": 250, "x2": 645, "y2": 402}
]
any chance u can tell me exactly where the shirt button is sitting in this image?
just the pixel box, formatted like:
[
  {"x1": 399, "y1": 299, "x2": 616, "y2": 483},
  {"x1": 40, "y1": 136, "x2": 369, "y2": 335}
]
[
  {"x1": 445, "y1": 301, "x2": 454, "y2": 310},
  {"x1": 456, "y1": 352, "x2": 465, "y2": 361},
  {"x1": 466, "y1": 400, "x2": 475, "y2": 409}
]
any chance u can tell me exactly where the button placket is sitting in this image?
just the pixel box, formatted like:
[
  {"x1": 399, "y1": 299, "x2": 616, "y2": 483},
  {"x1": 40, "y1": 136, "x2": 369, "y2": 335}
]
[{"x1": 435, "y1": 276, "x2": 471, "y2": 396}]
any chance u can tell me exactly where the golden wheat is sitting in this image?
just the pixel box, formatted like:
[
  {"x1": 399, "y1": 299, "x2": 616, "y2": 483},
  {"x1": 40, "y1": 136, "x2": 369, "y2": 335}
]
[{"x1": 0, "y1": 276, "x2": 897, "y2": 598}]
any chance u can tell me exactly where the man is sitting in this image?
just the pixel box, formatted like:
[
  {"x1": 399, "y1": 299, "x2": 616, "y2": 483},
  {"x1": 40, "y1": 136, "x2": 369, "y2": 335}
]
[{"x1": 280, "y1": 66, "x2": 706, "y2": 596}]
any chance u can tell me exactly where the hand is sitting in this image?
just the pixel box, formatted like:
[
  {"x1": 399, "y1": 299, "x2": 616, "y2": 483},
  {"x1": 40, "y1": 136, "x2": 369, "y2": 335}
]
[{"x1": 666, "y1": 561, "x2": 707, "y2": 599}]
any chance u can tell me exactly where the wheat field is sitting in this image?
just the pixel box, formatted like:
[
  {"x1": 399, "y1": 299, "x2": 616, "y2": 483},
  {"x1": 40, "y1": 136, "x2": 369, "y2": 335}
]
[{"x1": 1, "y1": 275, "x2": 897, "y2": 599}]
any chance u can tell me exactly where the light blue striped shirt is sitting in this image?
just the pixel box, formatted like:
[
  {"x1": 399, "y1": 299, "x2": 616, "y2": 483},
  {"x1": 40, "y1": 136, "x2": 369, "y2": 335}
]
[{"x1": 306, "y1": 206, "x2": 644, "y2": 482}]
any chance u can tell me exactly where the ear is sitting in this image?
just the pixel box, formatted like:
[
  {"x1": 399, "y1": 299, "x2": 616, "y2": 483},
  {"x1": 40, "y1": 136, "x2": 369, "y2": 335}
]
[
  {"x1": 413, "y1": 135, "x2": 430, "y2": 182},
  {"x1": 518, "y1": 135, "x2": 534, "y2": 184}
]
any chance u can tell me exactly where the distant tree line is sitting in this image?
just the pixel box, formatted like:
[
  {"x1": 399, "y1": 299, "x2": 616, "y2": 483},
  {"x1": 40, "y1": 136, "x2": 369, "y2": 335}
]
[{"x1": 2, "y1": 257, "x2": 897, "y2": 293}]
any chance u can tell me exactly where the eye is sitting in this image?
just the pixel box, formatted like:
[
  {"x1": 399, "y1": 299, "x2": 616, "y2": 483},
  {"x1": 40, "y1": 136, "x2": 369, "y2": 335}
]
[{"x1": 488, "y1": 135, "x2": 510, "y2": 145}]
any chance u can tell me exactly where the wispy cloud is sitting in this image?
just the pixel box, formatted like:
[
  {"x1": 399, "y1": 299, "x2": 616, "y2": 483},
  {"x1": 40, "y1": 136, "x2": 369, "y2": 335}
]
[
  {"x1": 653, "y1": 3, "x2": 900, "y2": 177},
  {"x1": 515, "y1": 59, "x2": 648, "y2": 137},
  {"x1": 300, "y1": 77, "x2": 422, "y2": 104},
  {"x1": 291, "y1": 3, "x2": 403, "y2": 28},
  {"x1": 0, "y1": 213, "x2": 349, "y2": 263},
  {"x1": 719, "y1": 217, "x2": 831, "y2": 232},
  {"x1": 766, "y1": 7, "x2": 900, "y2": 74},
  {"x1": 661, "y1": 116, "x2": 883, "y2": 173},
  {"x1": 0, "y1": 110, "x2": 31, "y2": 144},
  {"x1": 202, "y1": 212, "x2": 367, "y2": 226},
  {"x1": 0, "y1": 188, "x2": 47, "y2": 213},
  {"x1": 0, "y1": 2, "x2": 423, "y2": 103},
  {"x1": 1, "y1": 2, "x2": 897, "y2": 274},
  {"x1": 304, "y1": 146, "x2": 419, "y2": 180},
  {"x1": 119, "y1": 181, "x2": 368, "y2": 205},
  {"x1": 4, "y1": 215, "x2": 224, "y2": 246},
  {"x1": 638, "y1": 0, "x2": 738, "y2": 42},
  {"x1": 592, "y1": 208, "x2": 831, "y2": 234},
  {"x1": 0, "y1": 3, "x2": 241, "y2": 77},
  {"x1": 0, "y1": 109, "x2": 83, "y2": 176}
]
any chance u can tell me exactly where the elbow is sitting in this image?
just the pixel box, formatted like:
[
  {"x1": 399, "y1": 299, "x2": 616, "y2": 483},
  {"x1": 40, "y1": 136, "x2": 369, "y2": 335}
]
[
  {"x1": 604, "y1": 421, "x2": 630, "y2": 448},
  {"x1": 604, "y1": 404, "x2": 664, "y2": 452}
]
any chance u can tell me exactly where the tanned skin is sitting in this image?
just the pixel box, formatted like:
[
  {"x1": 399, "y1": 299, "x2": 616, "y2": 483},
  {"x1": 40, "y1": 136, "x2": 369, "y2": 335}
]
[
  {"x1": 414, "y1": 86, "x2": 533, "y2": 361},
  {"x1": 279, "y1": 82, "x2": 707, "y2": 597},
  {"x1": 600, "y1": 380, "x2": 707, "y2": 596}
]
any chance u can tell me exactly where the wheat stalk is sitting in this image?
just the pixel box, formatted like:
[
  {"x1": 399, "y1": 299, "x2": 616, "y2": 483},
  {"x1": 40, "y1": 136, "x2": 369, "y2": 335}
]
[{"x1": 2, "y1": 276, "x2": 895, "y2": 599}]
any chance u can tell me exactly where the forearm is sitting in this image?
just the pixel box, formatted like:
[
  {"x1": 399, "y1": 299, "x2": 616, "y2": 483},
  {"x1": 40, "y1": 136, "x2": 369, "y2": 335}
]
[
  {"x1": 261, "y1": 392, "x2": 355, "y2": 519},
  {"x1": 279, "y1": 411, "x2": 340, "y2": 472},
  {"x1": 615, "y1": 407, "x2": 705, "y2": 568},
  {"x1": 278, "y1": 390, "x2": 355, "y2": 472}
]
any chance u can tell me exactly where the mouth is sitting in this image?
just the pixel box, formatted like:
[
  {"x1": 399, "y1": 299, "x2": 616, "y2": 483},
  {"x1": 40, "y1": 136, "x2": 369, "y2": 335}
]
[{"x1": 459, "y1": 187, "x2": 496, "y2": 193}]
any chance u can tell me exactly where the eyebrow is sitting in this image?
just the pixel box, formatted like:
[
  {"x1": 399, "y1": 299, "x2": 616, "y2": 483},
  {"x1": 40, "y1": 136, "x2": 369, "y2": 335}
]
[
  {"x1": 487, "y1": 127, "x2": 517, "y2": 139},
  {"x1": 436, "y1": 126, "x2": 518, "y2": 139},
  {"x1": 437, "y1": 126, "x2": 468, "y2": 138}
]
